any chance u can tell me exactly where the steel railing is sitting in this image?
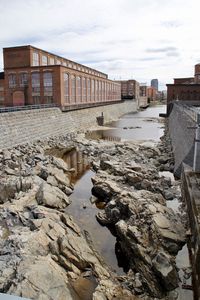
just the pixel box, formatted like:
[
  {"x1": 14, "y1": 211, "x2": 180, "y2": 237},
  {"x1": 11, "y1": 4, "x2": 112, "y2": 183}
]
[{"x1": 0, "y1": 103, "x2": 59, "y2": 113}]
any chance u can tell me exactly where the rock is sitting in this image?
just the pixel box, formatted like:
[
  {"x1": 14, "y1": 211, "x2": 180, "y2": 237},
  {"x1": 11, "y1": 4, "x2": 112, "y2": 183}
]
[
  {"x1": 36, "y1": 182, "x2": 70, "y2": 208},
  {"x1": 92, "y1": 180, "x2": 121, "y2": 201},
  {"x1": 126, "y1": 171, "x2": 143, "y2": 185},
  {"x1": 152, "y1": 252, "x2": 179, "y2": 290},
  {"x1": 52, "y1": 157, "x2": 69, "y2": 172},
  {"x1": 153, "y1": 213, "x2": 171, "y2": 229}
]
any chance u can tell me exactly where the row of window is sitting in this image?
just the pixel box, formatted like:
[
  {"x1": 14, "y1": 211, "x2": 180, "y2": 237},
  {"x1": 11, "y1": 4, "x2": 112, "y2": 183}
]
[
  {"x1": 8, "y1": 72, "x2": 53, "y2": 90},
  {"x1": 63, "y1": 73, "x2": 121, "y2": 104},
  {"x1": 32, "y1": 51, "x2": 107, "y2": 79}
]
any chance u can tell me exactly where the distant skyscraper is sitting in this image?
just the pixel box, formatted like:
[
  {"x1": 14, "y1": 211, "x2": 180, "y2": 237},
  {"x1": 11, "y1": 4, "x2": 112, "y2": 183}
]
[{"x1": 151, "y1": 79, "x2": 158, "y2": 90}]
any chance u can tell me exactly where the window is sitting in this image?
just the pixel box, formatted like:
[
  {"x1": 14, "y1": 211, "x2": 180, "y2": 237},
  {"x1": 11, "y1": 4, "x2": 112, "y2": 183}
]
[
  {"x1": 95, "y1": 80, "x2": 99, "y2": 101},
  {"x1": 43, "y1": 72, "x2": 53, "y2": 103},
  {"x1": 32, "y1": 52, "x2": 39, "y2": 66},
  {"x1": 43, "y1": 72, "x2": 52, "y2": 93},
  {"x1": 56, "y1": 59, "x2": 61, "y2": 65},
  {"x1": 42, "y1": 55, "x2": 48, "y2": 66},
  {"x1": 91, "y1": 79, "x2": 94, "y2": 102},
  {"x1": 76, "y1": 76, "x2": 81, "y2": 103},
  {"x1": 8, "y1": 74, "x2": 17, "y2": 88},
  {"x1": 63, "y1": 73, "x2": 69, "y2": 103},
  {"x1": 19, "y1": 73, "x2": 28, "y2": 87},
  {"x1": 71, "y1": 75, "x2": 76, "y2": 103},
  {"x1": 31, "y1": 72, "x2": 40, "y2": 95},
  {"x1": 82, "y1": 77, "x2": 86, "y2": 102},
  {"x1": 62, "y1": 61, "x2": 67, "y2": 66},
  {"x1": 87, "y1": 78, "x2": 91, "y2": 102},
  {"x1": 99, "y1": 81, "x2": 102, "y2": 101},
  {"x1": 49, "y1": 57, "x2": 55, "y2": 65}
]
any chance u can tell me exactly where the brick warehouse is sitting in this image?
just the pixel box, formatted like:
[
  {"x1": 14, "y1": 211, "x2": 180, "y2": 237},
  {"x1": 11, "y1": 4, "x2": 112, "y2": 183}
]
[
  {"x1": 0, "y1": 45, "x2": 121, "y2": 109},
  {"x1": 166, "y1": 64, "x2": 200, "y2": 105}
]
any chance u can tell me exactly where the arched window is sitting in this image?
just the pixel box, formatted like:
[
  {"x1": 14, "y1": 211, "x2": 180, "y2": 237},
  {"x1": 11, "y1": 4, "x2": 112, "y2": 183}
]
[
  {"x1": 96, "y1": 80, "x2": 99, "y2": 102},
  {"x1": 99, "y1": 81, "x2": 102, "y2": 101},
  {"x1": 76, "y1": 76, "x2": 81, "y2": 103},
  {"x1": 31, "y1": 72, "x2": 40, "y2": 103},
  {"x1": 82, "y1": 77, "x2": 87, "y2": 102},
  {"x1": 43, "y1": 72, "x2": 53, "y2": 103},
  {"x1": 63, "y1": 73, "x2": 69, "y2": 103},
  {"x1": 91, "y1": 79, "x2": 95, "y2": 102},
  {"x1": 71, "y1": 75, "x2": 76, "y2": 103},
  {"x1": 87, "y1": 78, "x2": 91, "y2": 102}
]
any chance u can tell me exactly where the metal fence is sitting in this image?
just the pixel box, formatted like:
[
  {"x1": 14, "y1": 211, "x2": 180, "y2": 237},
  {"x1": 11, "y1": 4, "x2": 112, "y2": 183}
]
[
  {"x1": 0, "y1": 100, "x2": 124, "y2": 114},
  {"x1": 0, "y1": 103, "x2": 59, "y2": 113}
]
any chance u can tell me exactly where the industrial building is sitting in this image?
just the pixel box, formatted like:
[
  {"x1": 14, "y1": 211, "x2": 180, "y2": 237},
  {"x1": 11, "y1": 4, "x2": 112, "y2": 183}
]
[
  {"x1": 167, "y1": 64, "x2": 200, "y2": 105},
  {"x1": 0, "y1": 45, "x2": 121, "y2": 109}
]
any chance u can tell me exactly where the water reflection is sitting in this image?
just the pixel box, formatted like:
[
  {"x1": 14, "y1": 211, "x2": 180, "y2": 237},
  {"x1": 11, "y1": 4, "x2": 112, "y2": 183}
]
[
  {"x1": 67, "y1": 169, "x2": 126, "y2": 275},
  {"x1": 62, "y1": 149, "x2": 90, "y2": 184},
  {"x1": 85, "y1": 130, "x2": 121, "y2": 142},
  {"x1": 86, "y1": 105, "x2": 166, "y2": 142},
  {"x1": 46, "y1": 147, "x2": 90, "y2": 184}
]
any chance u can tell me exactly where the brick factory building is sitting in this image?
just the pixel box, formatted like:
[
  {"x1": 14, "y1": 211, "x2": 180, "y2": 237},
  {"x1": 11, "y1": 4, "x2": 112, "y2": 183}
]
[
  {"x1": 166, "y1": 64, "x2": 200, "y2": 105},
  {"x1": 0, "y1": 45, "x2": 121, "y2": 109},
  {"x1": 117, "y1": 79, "x2": 140, "y2": 101},
  {"x1": 139, "y1": 84, "x2": 148, "y2": 108},
  {"x1": 147, "y1": 86, "x2": 157, "y2": 102}
]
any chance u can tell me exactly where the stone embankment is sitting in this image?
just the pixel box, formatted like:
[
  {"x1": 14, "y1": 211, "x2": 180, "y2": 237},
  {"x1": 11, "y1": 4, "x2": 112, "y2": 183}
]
[
  {"x1": 0, "y1": 127, "x2": 188, "y2": 299},
  {"x1": 0, "y1": 101, "x2": 137, "y2": 149}
]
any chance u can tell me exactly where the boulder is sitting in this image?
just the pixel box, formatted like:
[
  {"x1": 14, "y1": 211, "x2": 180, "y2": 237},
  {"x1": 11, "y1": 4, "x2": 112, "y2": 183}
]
[
  {"x1": 36, "y1": 182, "x2": 70, "y2": 208},
  {"x1": 152, "y1": 252, "x2": 179, "y2": 290}
]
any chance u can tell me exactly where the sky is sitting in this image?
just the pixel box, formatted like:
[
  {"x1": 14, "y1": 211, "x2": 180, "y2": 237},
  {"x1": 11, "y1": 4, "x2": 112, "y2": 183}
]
[{"x1": 0, "y1": 0, "x2": 200, "y2": 90}]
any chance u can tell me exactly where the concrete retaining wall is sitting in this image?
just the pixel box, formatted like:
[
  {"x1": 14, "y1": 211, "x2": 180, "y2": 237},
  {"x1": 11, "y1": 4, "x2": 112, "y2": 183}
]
[
  {"x1": 168, "y1": 103, "x2": 196, "y2": 177},
  {"x1": 0, "y1": 101, "x2": 137, "y2": 149}
]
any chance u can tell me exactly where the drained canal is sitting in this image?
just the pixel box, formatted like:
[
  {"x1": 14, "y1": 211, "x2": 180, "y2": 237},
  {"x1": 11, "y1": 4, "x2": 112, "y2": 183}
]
[{"x1": 63, "y1": 105, "x2": 192, "y2": 298}]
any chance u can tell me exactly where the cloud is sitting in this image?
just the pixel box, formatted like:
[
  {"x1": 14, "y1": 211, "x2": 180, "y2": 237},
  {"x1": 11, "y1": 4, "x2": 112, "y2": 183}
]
[
  {"x1": 161, "y1": 20, "x2": 182, "y2": 28},
  {"x1": 146, "y1": 47, "x2": 178, "y2": 53},
  {"x1": 0, "y1": 0, "x2": 200, "y2": 88}
]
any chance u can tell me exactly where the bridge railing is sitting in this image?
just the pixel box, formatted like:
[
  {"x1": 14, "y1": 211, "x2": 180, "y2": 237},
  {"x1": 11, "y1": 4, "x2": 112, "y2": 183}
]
[{"x1": 0, "y1": 103, "x2": 60, "y2": 113}]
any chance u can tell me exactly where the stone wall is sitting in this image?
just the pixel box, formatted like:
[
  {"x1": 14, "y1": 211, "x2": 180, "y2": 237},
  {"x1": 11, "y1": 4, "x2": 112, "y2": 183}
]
[
  {"x1": 0, "y1": 100, "x2": 137, "y2": 149},
  {"x1": 181, "y1": 166, "x2": 200, "y2": 300},
  {"x1": 168, "y1": 103, "x2": 196, "y2": 177}
]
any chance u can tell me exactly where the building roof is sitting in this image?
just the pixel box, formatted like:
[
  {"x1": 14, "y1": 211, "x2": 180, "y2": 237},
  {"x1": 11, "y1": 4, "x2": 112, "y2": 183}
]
[{"x1": 3, "y1": 45, "x2": 107, "y2": 78}]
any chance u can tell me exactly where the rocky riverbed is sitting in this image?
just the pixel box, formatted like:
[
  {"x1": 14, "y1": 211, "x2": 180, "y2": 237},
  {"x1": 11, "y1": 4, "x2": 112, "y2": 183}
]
[{"x1": 0, "y1": 128, "x2": 190, "y2": 300}]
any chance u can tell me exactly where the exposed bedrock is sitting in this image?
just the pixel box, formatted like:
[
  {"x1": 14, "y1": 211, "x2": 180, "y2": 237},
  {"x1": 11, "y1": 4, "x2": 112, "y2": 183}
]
[
  {"x1": 0, "y1": 130, "x2": 187, "y2": 300},
  {"x1": 90, "y1": 135, "x2": 186, "y2": 299}
]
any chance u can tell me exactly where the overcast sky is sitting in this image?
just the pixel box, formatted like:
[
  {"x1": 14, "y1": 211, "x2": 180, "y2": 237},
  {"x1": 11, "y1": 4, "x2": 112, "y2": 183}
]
[{"x1": 0, "y1": 0, "x2": 200, "y2": 90}]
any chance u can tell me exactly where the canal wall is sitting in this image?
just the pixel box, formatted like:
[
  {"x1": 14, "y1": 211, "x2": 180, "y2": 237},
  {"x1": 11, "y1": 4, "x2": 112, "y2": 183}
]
[
  {"x1": 182, "y1": 165, "x2": 200, "y2": 300},
  {"x1": 168, "y1": 103, "x2": 196, "y2": 177},
  {"x1": 0, "y1": 100, "x2": 137, "y2": 149}
]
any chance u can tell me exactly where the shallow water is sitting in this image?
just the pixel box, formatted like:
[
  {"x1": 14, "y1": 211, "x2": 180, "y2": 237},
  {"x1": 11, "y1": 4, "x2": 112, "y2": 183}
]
[
  {"x1": 64, "y1": 105, "x2": 193, "y2": 298},
  {"x1": 86, "y1": 105, "x2": 166, "y2": 142}
]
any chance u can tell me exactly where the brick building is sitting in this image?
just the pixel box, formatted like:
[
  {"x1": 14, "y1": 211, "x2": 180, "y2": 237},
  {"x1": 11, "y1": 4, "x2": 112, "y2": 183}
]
[
  {"x1": 139, "y1": 84, "x2": 148, "y2": 108},
  {"x1": 117, "y1": 79, "x2": 140, "y2": 101},
  {"x1": 0, "y1": 72, "x2": 4, "y2": 107},
  {"x1": 147, "y1": 86, "x2": 157, "y2": 102},
  {"x1": 167, "y1": 64, "x2": 200, "y2": 105},
  {"x1": 0, "y1": 45, "x2": 121, "y2": 109}
]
